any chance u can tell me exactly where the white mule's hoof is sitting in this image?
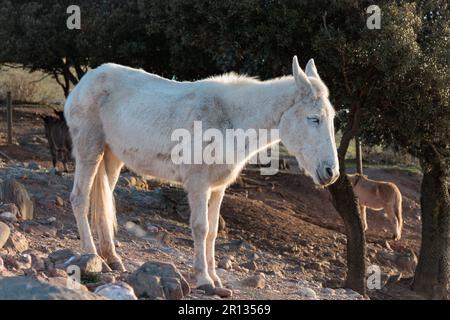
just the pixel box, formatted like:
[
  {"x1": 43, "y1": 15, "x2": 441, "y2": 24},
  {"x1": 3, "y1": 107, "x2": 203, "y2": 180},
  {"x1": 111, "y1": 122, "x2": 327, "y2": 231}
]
[
  {"x1": 197, "y1": 284, "x2": 233, "y2": 298},
  {"x1": 109, "y1": 260, "x2": 126, "y2": 272}
]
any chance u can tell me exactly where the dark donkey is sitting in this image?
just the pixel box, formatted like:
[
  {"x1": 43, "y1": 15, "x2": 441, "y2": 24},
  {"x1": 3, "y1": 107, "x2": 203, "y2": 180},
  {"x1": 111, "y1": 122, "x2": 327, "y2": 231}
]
[{"x1": 42, "y1": 109, "x2": 73, "y2": 172}]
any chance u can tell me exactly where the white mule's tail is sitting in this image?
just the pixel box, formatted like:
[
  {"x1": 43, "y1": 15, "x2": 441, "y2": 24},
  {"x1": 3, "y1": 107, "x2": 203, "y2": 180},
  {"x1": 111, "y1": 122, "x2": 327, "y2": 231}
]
[{"x1": 90, "y1": 157, "x2": 117, "y2": 238}]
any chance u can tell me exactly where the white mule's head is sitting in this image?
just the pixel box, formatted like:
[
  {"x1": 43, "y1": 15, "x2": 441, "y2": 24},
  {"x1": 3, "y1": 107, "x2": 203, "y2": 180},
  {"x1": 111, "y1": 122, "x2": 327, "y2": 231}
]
[{"x1": 279, "y1": 56, "x2": 339, "y2": 186}]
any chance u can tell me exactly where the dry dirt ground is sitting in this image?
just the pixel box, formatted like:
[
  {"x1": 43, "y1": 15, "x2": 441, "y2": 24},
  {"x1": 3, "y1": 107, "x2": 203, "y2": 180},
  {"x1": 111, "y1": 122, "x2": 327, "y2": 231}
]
[{"x1": 0, "y1": 105, "x2": 425, "y2": 300}]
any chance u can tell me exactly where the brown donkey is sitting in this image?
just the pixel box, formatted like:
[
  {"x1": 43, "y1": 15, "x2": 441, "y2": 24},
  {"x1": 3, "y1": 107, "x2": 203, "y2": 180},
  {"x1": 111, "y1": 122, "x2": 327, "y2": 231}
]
[{"x1": 348, "y1": 173, "x2": 403, "y2": 240}]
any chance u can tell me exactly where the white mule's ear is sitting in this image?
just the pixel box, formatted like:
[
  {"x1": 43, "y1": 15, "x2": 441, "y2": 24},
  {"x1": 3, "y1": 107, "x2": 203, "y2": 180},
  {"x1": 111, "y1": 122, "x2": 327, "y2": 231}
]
[
  {"x1": 292, "y1": 56, "x2": 311, "y2": 90},
  {"x1": 305, "y1": 58, "x2": 320, "y2": 80}
]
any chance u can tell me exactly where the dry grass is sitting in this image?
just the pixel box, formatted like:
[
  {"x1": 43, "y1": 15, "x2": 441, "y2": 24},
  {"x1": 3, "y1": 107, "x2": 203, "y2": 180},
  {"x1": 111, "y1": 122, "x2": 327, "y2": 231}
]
[{"x1": 0, "y1": 66, "x2": 65, "y2": 105}]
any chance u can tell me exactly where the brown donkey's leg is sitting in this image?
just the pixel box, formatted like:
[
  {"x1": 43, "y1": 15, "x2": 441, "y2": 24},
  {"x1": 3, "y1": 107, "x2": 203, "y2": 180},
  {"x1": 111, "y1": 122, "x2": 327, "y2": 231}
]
[
  {"x1": 360, "y1": 205, "x2": 368, "y2": 232},
  {"x1": 386, "y1": 205, "x2": 401, "y2": 241}
]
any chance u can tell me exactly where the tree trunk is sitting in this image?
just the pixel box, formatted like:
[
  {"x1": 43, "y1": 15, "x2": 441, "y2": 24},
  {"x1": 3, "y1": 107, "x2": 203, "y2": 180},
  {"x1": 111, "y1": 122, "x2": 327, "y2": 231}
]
[
  {"x1": 328, "y1": 102, "x2": 366, "y2": 295},
  {"x1": 355, "y1": 137, "x2": 363, "y2": 174},
  {"x1": 413, "y1": 158, "x2": 450, "y2": 299},
  {"x1": 329, "y1": 173, "x2": 367, "y2": 295}
]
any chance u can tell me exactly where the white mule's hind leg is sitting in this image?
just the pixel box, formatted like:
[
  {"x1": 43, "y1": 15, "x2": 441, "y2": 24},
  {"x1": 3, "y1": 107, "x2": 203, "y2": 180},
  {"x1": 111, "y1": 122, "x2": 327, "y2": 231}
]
[
  {"x1": 70, "y1": 159, "x2": 101, "y2": 255},
  {"x1": 206, "y1": 187, "x2": 226, "y2": 288},
  {"x1": 69, "y1": 118, "x2": 104, "y2": 256},
  {"x1": 94, "y1": 147, "x2": 125, "y2": 271},
  {"x1": 187, "y1": 185, "x2": 214, "y2": 289}
]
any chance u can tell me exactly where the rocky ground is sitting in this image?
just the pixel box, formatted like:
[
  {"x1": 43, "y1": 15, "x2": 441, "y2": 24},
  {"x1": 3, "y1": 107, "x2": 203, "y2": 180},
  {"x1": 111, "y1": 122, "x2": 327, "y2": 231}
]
[{"x1": 0, "y1": 106, "x2": 425, "y2": 300}]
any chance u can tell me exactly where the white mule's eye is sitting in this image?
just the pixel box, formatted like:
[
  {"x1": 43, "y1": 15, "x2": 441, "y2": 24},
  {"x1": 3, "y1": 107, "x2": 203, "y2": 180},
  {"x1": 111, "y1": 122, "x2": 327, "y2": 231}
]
[{"x1": 308, "y1": 116, "x2": 320, "y2": 125}]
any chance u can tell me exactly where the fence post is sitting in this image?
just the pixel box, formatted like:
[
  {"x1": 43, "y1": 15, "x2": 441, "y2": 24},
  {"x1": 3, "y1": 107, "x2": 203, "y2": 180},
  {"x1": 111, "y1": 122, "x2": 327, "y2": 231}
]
[
  {"x1": 6, "y1": 91, "x2": 13, "y2": 144},
  {"x1": 355, "y1": 136, "x2": 363, "y2": 174}
]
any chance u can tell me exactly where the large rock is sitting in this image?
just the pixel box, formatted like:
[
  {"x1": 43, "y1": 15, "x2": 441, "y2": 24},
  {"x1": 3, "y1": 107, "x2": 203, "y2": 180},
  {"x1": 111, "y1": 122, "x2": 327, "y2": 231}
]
[
  {"x1": 94, "y1": 282, "x2": 138, "y2": 300},
  {"x1": 5, "y1": 231, "x2": 29, "y2": 252},
  {"x1": 240, "y1": 273, "x2": 266, "y2": 289},
  {"x1": 394, "y1": 250, "x2": 418, "y2": 273},
  {"x1": 0, "y1": 276, "x2": 104, "y2": 300},
  {"x1": 128, "y1": 261, "x2": 190, "y2": 299},
  {"x1": 0, "y1": 178, "x2": 34, "y2": 220},
  {"x1": 64, "y1": 254, "x2": 103, "y2": 277},
  {"x1": 0, "y1": 221, "x2": 11, "y2": 249}
]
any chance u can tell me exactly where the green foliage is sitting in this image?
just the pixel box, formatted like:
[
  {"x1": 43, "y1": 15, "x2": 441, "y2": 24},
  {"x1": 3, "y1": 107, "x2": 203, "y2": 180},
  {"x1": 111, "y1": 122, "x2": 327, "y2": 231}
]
[{"x1": 359, "y1": 1, "x2": 450, "y2": 166}]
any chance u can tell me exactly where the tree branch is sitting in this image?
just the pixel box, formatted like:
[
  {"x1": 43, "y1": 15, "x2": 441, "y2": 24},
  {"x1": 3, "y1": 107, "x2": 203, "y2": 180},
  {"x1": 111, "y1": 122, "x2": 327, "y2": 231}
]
[
  {"x1": 339, "y1": 49, "x2": 353, "y2": 95},
  {"x1": 338, "y1": 102, "x2": 362, "y2": 168}
]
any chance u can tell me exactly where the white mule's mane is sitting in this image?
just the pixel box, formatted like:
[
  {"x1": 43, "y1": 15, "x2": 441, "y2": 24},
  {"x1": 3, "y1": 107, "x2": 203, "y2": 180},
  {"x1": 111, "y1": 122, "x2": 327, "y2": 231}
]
[
  {"x1": 204, "y1": 72, "x2": 294, "y2": 86},
  {"x1": 203, "y1": 72, "x2": 329, "y2": 101}
]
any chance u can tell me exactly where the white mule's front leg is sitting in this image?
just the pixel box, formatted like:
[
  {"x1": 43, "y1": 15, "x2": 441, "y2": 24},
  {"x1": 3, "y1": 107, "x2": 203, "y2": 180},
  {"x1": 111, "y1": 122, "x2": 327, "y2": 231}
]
[
  {"x1": 207, "y1": 188, "x2": 226, "y2": 288},
  {"x1": 187, "y1": 187, "x2": 214, "y2": 288}
]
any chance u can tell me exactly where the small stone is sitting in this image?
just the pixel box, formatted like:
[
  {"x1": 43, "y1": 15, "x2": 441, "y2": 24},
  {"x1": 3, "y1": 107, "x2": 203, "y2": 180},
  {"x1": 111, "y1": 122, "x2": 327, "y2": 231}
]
[
  {"x1": 0, "y1": 211, "x2": 18, "y2": 222},
  {"x1": 218, "y1": 257, "x2": 233, "y2": 270},
  {"x1": 46, "y1": 217, "x2": 57, "y2": 223},
  {"x1": 19, "y1": 253, "x2": 32, "y2": 265},
  {"x1": 95, "y1": 282, "x2": 138, "y2": 300},
  {"x1": 241, "y1": 273, "x2": 266, "y2": 289},
  {"x1": 0, "y1": 221, "x2": 11, "y2": 249},
  {"x1": 5, "y1": 231, "x2": 29, "y2": 252},
  {"x1": 55, "y1": 196, "x2": 64, "y2": 207},
  {"x1": 298, "y1": 287, "x2": 317, "y2": 300}
]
